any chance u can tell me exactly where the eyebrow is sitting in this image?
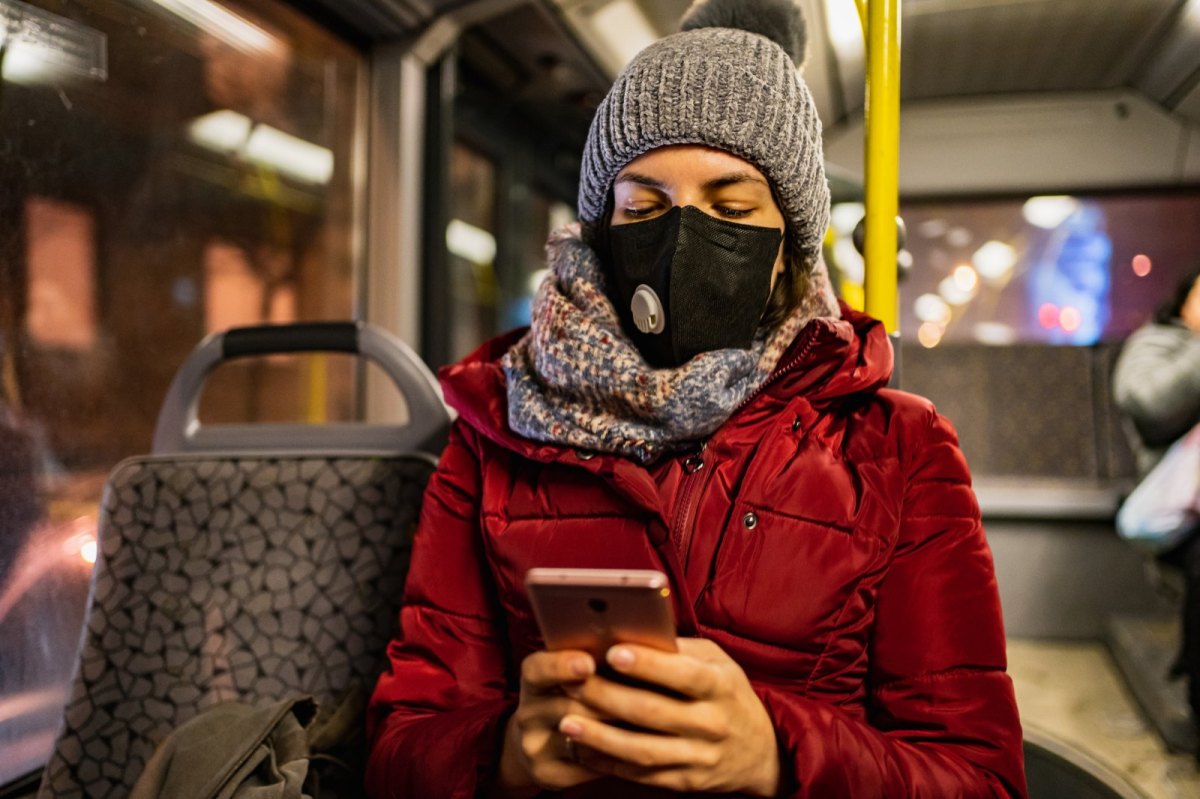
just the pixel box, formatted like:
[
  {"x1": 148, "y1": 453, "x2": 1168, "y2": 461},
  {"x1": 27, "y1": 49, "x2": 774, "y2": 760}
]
[
  {"x1": 703, "y1": 172, "x2": 769, "y2": 190},
  {"x1": 613, "y1": 171, "x2": 769, "y2": 191},
  {"x1": 614, "y1": 171, "x2": 667, "y2": 189}
]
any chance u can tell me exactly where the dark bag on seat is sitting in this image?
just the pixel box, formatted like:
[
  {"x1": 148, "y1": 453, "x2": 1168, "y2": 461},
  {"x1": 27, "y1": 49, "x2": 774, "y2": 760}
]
[
  {"x1": 129, "y1": 696, "x2": 317, "y2": 799},
  {"x1": 37, "y1": 322, "x2": 450, "y2": 799}
]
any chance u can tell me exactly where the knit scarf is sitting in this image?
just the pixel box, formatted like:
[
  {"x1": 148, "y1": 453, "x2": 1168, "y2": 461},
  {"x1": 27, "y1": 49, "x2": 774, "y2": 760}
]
[{"x1": 501, "y1": 223, "x2": 841, "y2": 463}]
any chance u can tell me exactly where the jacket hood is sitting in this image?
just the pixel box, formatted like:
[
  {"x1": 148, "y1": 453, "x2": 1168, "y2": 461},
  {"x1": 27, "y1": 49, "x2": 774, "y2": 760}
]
[{"x1": 439, "y1": 301, "x2": 893, "y2": 460}]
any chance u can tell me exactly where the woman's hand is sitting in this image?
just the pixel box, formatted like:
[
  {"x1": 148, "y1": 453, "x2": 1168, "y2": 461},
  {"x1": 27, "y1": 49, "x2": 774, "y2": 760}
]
[
  {"x1": 496, "y1": 650, "x2": 604, "y2": 797},
  {"x1": 558, "y1": 638, "x2": 781, "y2": 797}
]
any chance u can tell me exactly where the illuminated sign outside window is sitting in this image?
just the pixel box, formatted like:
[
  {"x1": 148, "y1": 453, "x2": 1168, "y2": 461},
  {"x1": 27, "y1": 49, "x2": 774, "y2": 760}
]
[
  {"x1": 203, "y1": 239, "x2": 297, "y2": 335},
  {"x1": 24, "y1": 198, "x2": 98, "y2": 351}
]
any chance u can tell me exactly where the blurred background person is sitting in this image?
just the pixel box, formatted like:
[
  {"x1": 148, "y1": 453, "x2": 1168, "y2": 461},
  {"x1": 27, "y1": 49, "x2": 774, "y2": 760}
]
[{"x1": 1113, "y1": 264, "x2": 1200, "y2": 749}]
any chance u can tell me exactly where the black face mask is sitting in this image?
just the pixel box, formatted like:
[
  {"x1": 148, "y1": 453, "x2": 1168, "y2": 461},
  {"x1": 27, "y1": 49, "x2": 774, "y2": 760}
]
[{"x1": 607, "y1": 205, "x2": 784, "y2": 368}]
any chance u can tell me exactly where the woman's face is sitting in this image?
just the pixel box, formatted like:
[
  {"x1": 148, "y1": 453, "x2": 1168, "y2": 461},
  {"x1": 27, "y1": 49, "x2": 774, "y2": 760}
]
[
  {"x1": 610, "y1": 144, "x2": 788, "y2": 287},
  {"x1": 1182, "y1": 274, "x2": 1200, "y2": 333}
]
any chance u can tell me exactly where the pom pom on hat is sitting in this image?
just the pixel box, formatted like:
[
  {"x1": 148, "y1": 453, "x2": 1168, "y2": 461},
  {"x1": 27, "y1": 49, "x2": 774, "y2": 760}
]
[{"x1": 680, "y1": 0, "x2": 807, "y2": 68}]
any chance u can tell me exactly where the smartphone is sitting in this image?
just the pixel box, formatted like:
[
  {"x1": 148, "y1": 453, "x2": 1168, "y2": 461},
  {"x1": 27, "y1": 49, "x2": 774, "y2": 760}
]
[{"x1": 525, "y1": 568, "x2": 678, "y2": 662}]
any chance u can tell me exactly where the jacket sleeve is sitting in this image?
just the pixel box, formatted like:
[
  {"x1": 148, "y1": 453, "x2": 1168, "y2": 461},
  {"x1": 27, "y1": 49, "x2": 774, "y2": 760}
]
[
  {"x1": 365, "y1": 422, "x2": 516, "y2": 799},
  {"x1": 753, "y1": 408, "x2": 1026, "y2": 798},
  {"x1": 1113, "y1": 324, "x2": 1200, "y2": 447}
]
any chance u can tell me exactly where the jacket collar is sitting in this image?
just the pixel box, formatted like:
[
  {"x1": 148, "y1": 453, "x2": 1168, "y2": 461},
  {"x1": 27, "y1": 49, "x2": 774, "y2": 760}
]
[{"x1": 439, "y1": 302, "x2": 893, "y2": 465}]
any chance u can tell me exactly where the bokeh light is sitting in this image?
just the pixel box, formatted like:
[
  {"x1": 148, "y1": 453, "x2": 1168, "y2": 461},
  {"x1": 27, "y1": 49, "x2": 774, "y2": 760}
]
[
  {"x1": 946, "y1": 227, "x2": 973, "y2": 248},
  {"x1": 973, "y1": 241, "x2": 1018, "y2": 282},
  {"x1": 918, "y1": 322, "x2": 945, "y2": 348},
  {"x1": 1022, "y1": 195, "x2": 1080, "y2": 229},
  {"x1": 1059, "y1": 306, "x2": 1082, "y2": 333},
  {"x1": 973, "y1": 322, "x2": 1018, "y2": 346},
  {"x1": 952, "y1": 265, "x2": 979, "y2": 293},
  {"x1": 939, "y1": 276, "x2": 973, "y2": 306},
  {"x1": 914, "y1": 293, "x2": 952, "y2": 326}
]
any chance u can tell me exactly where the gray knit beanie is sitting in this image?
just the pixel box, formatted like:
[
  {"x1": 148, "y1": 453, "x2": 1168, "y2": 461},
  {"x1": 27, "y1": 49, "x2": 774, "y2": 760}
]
[{"x1": 578, "y1": 0, "x2": 829, "y2": 262}]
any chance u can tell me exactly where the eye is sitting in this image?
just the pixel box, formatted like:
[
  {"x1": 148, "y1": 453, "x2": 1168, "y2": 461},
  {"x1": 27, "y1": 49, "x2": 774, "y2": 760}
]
[
  {"x1": 714, "y1": 205, "x2": 753, "y2": 219},
  {"x1": 622, "y1": 205, "x2": 660, "y2": 220}
]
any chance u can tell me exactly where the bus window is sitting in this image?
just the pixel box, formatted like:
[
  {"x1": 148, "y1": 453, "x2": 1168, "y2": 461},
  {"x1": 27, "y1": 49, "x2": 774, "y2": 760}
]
[
  {"x1": 0, "y1": 0, "x2": 364, "y2": 784},
  {"x1": 902, "y1": 194, "x2": 1200, "y2": 347},
  {"x1": 440, "y1": 164, "x2": 575, "y2": 361},
  {"x1": 829, "y1": 194, "x2": 1200, "y2": 348},
  {"x1": 445, "y1": 143, "x2": 499, "y2": 363},
  {"x1": 503, "y1": 190, "x2": 575, "y2": 331}
]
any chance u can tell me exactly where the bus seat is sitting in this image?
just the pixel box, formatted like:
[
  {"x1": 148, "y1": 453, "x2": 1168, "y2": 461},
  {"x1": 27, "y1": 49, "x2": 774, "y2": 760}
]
[
  {"x1": 35, "y1": 322, "x2": 450, "y2": 799},
  {"x1": 1024, "y1": 725, "x2": 1150, "y2": 799}
]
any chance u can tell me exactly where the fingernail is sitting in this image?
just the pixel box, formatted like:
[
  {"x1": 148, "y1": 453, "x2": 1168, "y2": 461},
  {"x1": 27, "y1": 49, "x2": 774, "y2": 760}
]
[
  {"x1": 559, "y1": 718, "x2": 583, "y2": 737},
  {"x1": 571, "y1": 657, "x2": 594, "y2": 677},
  {"x1": 607, "y1": 647, "x2": 634, "y2": 669}
]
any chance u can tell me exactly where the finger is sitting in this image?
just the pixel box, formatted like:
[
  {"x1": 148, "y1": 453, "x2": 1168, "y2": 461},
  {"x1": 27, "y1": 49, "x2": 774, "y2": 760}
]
[
  {"x1": 674, "y1": 637, "x2": 727, "y2": 661},
  {"x1": 575, "y1": 751, "x2": 708, "y2": 794},
  {"x1": 572, "y1": 746, "x2": 653, "y2": 779},
  {"x1": 521, "y1": 733, "x2": 600, "y2": 790},
  {"x1": 521, "y1": 650, "x2": 595, "y2": 690},
  {"x1": 566, "y1": 675, "x2": 727, "y2": 740},
  {"x1": 559, "y1": 714, "x2": 716, "y2": 770},
  {"x1": 537, "y1": 759, "x2": 598, "y2": 790},
  {"x1": 515, "y1": 695, "x2": 608, "y2": 729},
  {"x1": 605, "y1": 644, "x2": 725, "y2": 700}
]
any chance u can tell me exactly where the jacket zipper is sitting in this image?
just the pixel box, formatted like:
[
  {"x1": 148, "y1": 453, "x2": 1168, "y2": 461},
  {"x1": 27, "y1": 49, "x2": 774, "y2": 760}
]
[
  {"x1": 729, "y1": 329, "x2": 821, "y2": 417},
  {"x1": 671, "y1": 441, "x2": 712, "y2": 572},
  {"x1": 669, "y1": 335, "x2": 819, "y2": 572}
]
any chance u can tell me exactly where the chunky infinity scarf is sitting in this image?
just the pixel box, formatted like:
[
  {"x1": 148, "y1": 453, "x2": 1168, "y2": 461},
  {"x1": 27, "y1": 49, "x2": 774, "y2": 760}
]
[{"x1": 501, "y1": 224, "x2": 840, "y2": 463}]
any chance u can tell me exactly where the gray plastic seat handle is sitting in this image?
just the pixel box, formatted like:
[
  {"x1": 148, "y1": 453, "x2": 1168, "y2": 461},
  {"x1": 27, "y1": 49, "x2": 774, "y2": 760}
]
[{"x1": 152, "y1": 322, "x2": 451, "y2": 456}]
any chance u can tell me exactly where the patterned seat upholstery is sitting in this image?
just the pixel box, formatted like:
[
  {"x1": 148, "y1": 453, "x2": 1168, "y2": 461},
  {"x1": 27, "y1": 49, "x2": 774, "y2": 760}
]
[{"x1": 36, "y1": 453, "x2": 435, "y2": 799}]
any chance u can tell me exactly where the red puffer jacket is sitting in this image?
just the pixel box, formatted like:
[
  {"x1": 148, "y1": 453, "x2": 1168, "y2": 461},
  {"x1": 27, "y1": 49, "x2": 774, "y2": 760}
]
[{"x1": 366, "y1": 306, "x2": 1027, "y2": 798}]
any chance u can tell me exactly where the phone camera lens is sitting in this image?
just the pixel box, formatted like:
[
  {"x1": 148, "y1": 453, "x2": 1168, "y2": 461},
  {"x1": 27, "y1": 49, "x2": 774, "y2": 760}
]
[{"x1": 588, "y1": 598, "x2": 608, "y2": 614}]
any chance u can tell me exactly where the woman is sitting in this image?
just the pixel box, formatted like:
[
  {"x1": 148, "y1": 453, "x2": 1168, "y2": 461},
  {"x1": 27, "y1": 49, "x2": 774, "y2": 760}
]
[
  {"x1": 366, "y1": 1, "x2": 1026, "y2": 796},
  {"x1": 1113, "y1": 265, "x2": 1200, "y2": 745}
]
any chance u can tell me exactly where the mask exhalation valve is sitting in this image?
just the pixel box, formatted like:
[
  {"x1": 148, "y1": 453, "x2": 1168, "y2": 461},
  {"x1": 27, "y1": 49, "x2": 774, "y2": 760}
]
[{"x1": 631, "y1": 285, "x2": 666, "y2": 334}]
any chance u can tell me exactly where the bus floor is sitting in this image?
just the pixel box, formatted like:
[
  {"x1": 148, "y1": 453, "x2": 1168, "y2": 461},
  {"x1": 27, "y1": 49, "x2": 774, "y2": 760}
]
[{"x1": 1009, "y1": 638, "x2": 1200, "y2": 798}]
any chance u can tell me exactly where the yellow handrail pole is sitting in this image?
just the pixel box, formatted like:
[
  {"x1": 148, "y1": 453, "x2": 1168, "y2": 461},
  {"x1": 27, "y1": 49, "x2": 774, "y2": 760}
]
[
  {"x1": 853, "y1": 0, "x2": 867, "y2": 40},
  {"x1": 307, "y1": 353, "x2": 329, "y2": 424},
  {"x1": 863, "y1": 0, "x2": 901, "y2": 334}
]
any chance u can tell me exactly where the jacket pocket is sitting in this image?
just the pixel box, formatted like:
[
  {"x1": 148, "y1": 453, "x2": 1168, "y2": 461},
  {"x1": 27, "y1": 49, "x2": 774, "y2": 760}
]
[{"x1": 702, "y1": 506, "x2": 882, "y2": 653}]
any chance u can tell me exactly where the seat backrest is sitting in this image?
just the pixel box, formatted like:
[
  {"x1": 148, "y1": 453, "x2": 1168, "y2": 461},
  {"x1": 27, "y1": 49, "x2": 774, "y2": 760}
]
[{"x1": 37, "y1": 322, "x2": 450, "y2": 799}]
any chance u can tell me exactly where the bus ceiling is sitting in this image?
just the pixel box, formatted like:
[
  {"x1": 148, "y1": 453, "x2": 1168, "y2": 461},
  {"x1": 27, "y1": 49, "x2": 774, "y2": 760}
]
[{"x1": 299, "y1": 0, "x2": 1200, "y2": 196}]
